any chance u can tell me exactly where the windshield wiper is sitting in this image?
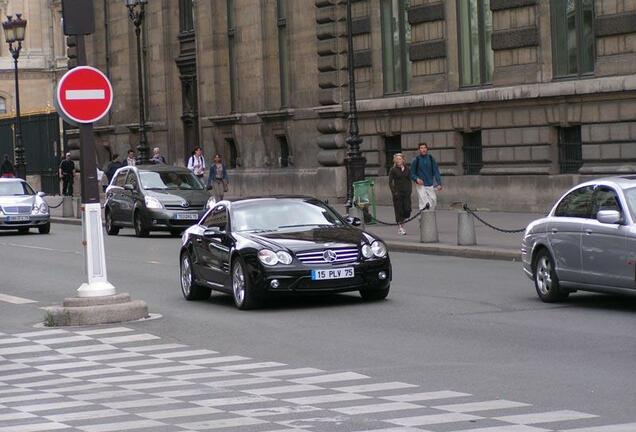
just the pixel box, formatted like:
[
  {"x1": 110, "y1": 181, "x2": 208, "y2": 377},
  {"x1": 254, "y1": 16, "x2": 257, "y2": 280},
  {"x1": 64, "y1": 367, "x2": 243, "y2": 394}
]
[
  {"x1": 277, "y1": 223, "x2": 333, "y2": 229},
  {"x1": 242, "y1": 228, "x2": 276, "y2": 233}
]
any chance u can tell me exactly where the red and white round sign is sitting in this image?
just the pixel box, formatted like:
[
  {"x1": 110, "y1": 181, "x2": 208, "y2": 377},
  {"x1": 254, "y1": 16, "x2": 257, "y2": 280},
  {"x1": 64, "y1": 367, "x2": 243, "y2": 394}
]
[{"x1": 56, "y1": 66, "x2": 113, "y2": 124}]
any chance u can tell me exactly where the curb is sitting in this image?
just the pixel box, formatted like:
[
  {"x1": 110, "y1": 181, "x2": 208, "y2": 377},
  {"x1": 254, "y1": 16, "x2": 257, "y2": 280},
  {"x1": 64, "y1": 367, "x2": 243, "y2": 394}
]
[{"x1": 50, "y1": 217, "x2": 521, "y2": 261}]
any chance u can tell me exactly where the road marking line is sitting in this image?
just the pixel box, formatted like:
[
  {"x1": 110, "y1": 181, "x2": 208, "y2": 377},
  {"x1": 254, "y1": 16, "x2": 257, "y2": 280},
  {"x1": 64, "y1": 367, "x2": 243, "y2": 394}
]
[
  {"x1": 388, "y1": 412, "x2": 483, "y2": 426},
  {"x1": 90, "y1": 374, "x2": 158, "y2": 383},
  {"x1": 0, "y1": 371, "x2": 51, "y2": 381},
  {"x1": 0, "y1": 293, "x2": 37, "y2": 304},
  {"x1": 136, "y1": 364, "x2": 205, "y2": 374},
  {"x1": 11, "y1": 354, "x2": 73, "y2": 363},
  {"x1": 56, "y1": 344, "x2": 117, "y2": 354},
  {"x1": 445, "y1": 425, "x2": 551, "y2": 431},
  {"x1": 0, "y1": 411, "x2": 37, "y2": 421},
  {"x1": 14, "y1": 329, "x2": 67, "y2": 338},
  {"x1": 137, "y1": 406, "x2": 223, "y2": 419},
  {"x1": 75, "y1": 327, "x2": 134, "y2": 336},
  {"x1": 561, "y1": 423, "x2": 636, "y2": 432},
  {"x1": 0, "y1": 393, "x2": 62, "y2": 403},
  {"x1": 251, "y1": 367, "x2": 324, "y2": 378},
  {"x1": 0, "y1": 422, "x2": 69, "y2": 432},
  {"x1": 75, "y1": 419, "x2": 165, "y2": 432},
  {"x1": 122, "y1": 380, "x2": 193, "y2": 391},
  {"x1": 334, "y1": 382, "x2": 418, "y2": 393},
  {"x1": 333, "y1": 402, "x2": 423, "y2": 415},
  {"x1": 124, "y1": 343, "x2": 188, "y2": 352},
  {"x1": 150, "y1": 389, "x2": 210, "y2": 398},
  {"x1": 82, "y1": 352, "x2": 143, "y2": 361},
  {"x1": 168, "y1": 370, "x2": 238, "y2": 381},
  {"x1": 383, "y1": 390, "x2": 472, "y2": 402},
  {"x1": 65, "y1": 89, "x2": 105, "y2": 100},
  {"x1": 433, "y1": 400, "x2": 531, "y2": 413},
  {"x1": 495, "y1": 410, "x2": 598, "y2": 425},
  {"x1": 106, "y1": 358, "x2": 172, "y2": 368},
  {"x1": 70, "y1": 389, "x2": 142, "y2": 401},
  {"x1": 98, "y1": 333, "x2": 160, "y2": 344},
  {"x1": 33, "y1": 335, "x2": 93, "y2": 345},
  {"x1": 185, "y1": 355, "x2": 251, "y2": 365},
  {"x1": 177, "y1": 417, "x2": 268, "y2": 430},
  {"x1": 53, "y1": 383, "x2": 109, "y2": 393},
  {"x1": 151, "y1": 349, "x2": 218, "y2": 359},
  {"x1": 244, "y1": 384, "x2": 323, "y2": 395},
  {"x1": 63, "y1": 367, "x2": 127, "y2": 378},
  {"x1": 204, "y1": 377, "x2": 280, "y2": 387},
  {"x1": 18, "y1": 378, "x2": 80, "y2": 388},
  {"x1": 12, "y1": 400, "x2": 93, "y2": 412},
  {"x1": 44, "y1": 409, "x2": 127, "y2": 423},
  {"x1": 284, "y1": 392, "x2": 372, "y2": 405},
  {"x1": 36, "y1": 360, "x2": 99, "y2": 371},
  {"x1": 215, "y1": 361, "x2": 287, "y2": 371},
  {"x1": 233, "y1": 404, "x2": 322, "y2": 417},
  {"x1": 193, "y1": 395, "x2": 274, "y2": 407},
  {"x1": 103, "y1": 397, "x2": 178, "y2": 409},
  {"x1": 291, "y1": 371, "x2": 370, "y2": 384}
]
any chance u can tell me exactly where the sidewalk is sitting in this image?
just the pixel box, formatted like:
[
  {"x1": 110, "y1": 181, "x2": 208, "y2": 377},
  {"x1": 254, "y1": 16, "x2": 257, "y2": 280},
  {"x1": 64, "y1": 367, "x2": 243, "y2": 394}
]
[{"x1": 44, "y1": 196, "x2": 542, "y2": 261}]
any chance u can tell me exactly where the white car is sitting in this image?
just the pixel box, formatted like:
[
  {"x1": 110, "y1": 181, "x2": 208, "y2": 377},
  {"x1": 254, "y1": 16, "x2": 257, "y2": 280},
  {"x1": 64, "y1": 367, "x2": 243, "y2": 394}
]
[{"x1": 0, "y1": 178, "x2": 50, "y2": 234}]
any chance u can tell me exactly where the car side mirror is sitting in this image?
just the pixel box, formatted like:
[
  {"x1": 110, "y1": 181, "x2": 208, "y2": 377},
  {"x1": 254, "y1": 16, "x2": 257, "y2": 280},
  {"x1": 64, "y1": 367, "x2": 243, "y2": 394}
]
[
  {"x1": 203, "y1": 227, "x2": 224, "y2": 237},
  {"x1": 124, "y1": 184, "x2": 134, "y2": 191},
  {"x1": 597, "y1": 210, "x2": 621, "y2": 225},
  {"x1": 37, "y1": 191, "x2": 46, "y2": 198},
  {"x1": 345, "y1": 216, "x2": 362, "y2": 227}
]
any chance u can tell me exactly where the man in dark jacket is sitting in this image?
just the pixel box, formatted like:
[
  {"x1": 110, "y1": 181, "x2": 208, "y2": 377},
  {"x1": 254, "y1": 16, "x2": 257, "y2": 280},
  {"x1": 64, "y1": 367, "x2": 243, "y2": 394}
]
[
  {"x1": 59, "y1": 153, "x2": 75, "y2": 196},
  {"x1": 105, "y1": 154, "x2": 123, "y2": 185},
  {"x1": 410, "y1": 142, "x2": 442, "y2": 211},
  {"x1": 0, "y1": 155, "x2": 15, "y2": 177}
]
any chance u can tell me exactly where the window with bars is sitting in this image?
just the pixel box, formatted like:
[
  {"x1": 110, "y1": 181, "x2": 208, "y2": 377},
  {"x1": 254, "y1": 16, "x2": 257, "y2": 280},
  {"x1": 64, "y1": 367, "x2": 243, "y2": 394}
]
[
  {"x1": 462, "y1": 131, "x2": 483, "y2": 175},
  {"x1": 551, "y1": 0, "x2": 595, "y2": 78},
  {"x1": 457, "y1": 0, "x2": 493, "y2": 87},
  {"x1": 558, "y1": 126, "x2": 583, "y2": 174},
  {"x1": 380, "y1": 0, "x2": 411, "y2": 94}
]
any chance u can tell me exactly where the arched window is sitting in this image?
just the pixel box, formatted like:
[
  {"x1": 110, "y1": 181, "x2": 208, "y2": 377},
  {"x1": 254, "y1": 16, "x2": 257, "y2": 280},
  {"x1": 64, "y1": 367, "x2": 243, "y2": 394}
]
[{"x1": 0, "y1": 97, "x2": 6, "y2": 114}]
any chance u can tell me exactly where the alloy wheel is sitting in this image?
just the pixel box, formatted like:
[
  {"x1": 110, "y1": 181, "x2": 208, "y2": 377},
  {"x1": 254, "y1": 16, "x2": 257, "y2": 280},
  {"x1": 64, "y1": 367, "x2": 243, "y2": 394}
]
[
  {"x1": 233, "y1": 262, "x2": 245, "y2": 306},
  {"x1": 535, "y1": 255, "x2": 552, "y2": 296},
  {"x1": 181, "y1": 255, "x2": 192, "y2": 298}
]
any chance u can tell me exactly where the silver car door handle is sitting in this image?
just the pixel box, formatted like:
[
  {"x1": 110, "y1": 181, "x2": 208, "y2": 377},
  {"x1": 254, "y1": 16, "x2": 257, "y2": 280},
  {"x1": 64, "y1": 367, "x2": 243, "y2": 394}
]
[
  {"x1": 585, "y1": 229, "x2": 593, "y2": 235},
  {"x1": 196, "y1": 238, "x2": 202, "y2": 243},
  {"x1": 551, "y1": 228, "x2": 558, "y2": 234}
]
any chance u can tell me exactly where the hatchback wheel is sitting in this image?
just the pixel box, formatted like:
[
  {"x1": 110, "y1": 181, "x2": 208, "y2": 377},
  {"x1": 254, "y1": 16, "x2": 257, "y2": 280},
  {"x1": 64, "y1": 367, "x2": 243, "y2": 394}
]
[
  {"x1": 134, "y1": 212, "x2": 149, "y2": 238},
  {"x1": 533, "y1": 249, "x2": 568, "y2": 303},
  {"x1": 232, "y1": 257, "x2": 259, "y2": 310},
  {"x1": 180, "y1": 252, "x2": 210, "y2": 301},
  {"x1": 105, "y1": 211, "x2": 119, "y2": 236}
]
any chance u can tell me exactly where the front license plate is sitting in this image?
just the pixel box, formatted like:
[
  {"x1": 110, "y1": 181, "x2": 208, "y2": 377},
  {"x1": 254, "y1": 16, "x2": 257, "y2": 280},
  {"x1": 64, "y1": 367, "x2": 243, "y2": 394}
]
[
  {"x1": 6, "y1": 215, "x2": 30, "y2": 222},
  {"x1": 176, "y1": 212, "x2": 199, "y2": 220},
  {"x1": 311, "y1": 267, "x2": 354, "y2": 280}
]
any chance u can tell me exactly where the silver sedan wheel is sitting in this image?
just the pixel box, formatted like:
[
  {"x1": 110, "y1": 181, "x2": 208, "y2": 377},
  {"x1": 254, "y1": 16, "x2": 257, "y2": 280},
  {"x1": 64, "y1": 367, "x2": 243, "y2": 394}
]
[
  {"x1": 181, "y1": 255, "x2": 192, "y2": 298},
  {"x1": 535, "y1": 255, "x2": 553, "y2": 296},
  {"x1": 233, "y1": 262, "x2": 245, "y2": 306}
]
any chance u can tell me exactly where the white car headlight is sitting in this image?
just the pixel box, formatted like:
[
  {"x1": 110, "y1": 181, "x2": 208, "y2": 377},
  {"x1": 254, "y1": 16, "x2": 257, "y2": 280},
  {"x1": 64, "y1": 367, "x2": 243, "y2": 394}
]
[
  {"x1": 206, "y1": 196, "x2": 216, "y2": 209},
  {"x1": 144, "y1": 196, "x2": 163, "y2": 209},
  {"x1": 371, "y1": 240, "x2": 387, "y2": 258},
  {"x1": 32, "y1": 201, "x2": 48, "y2": 215},
  {"x1": 361, "y1": 244, "x2": 373, "y2": 258},
  {"x1": 276, "y1": 251, "x2": 293, "y2": 265},
  {"x1": 258, "y1": 249, "x2": 279, "y2": 266}
]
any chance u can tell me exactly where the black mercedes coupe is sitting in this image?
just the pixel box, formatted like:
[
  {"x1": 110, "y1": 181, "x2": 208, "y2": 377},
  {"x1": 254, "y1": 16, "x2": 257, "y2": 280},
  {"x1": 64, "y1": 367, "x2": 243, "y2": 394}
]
[{"x1": 179, "y1": 196, "x2": 392, "y2": 309}]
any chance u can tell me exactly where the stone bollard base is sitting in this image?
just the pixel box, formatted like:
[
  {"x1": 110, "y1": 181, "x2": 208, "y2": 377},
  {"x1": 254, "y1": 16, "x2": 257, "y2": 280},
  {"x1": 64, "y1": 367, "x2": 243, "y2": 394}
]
[
  {"x1": 43, "y1": 293, "x2": 148, "y2": 327},
  {"x1": 62, "y1": 196, "x2": 74, "y2": 218},
  {"x1": 419, "y1": 210, "x2": 439, "y2": 243},
  {"x1": 457, "y1": 211, "x2": 477, "y2": 246}
]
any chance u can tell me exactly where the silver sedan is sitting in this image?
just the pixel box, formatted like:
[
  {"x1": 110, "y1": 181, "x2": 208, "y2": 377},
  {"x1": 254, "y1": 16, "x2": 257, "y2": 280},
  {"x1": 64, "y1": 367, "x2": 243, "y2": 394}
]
[
  {"x1": 522, "y1": 176, "x2": 636, "y2": 302},
  {"x1": 0, "y1": 178, "x2": 50, "y2": 234}
]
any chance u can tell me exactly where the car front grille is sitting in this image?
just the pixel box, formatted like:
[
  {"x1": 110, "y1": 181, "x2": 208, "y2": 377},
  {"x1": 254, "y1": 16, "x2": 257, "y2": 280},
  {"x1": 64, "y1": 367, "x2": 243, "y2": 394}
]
[
  {"x1": 164, "y1": 204, "x2": 204, "y2": 211},
  {"x1": 295, "y1": 247, "x2": 359, "y2": 265},
  {"x1": 1, "y1": 206, "x2": 31, "y2": 215}
]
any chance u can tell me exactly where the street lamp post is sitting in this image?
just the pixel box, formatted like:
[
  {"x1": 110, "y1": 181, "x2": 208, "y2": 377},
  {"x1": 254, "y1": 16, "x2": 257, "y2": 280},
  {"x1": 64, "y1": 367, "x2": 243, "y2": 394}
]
[
  {"x1": 2, "y1": 14, "x2": 27, "y2": 180},
  {"x1": 344, "y1": 0, "x2": 366, "y2": 209},
  {"x1": 125, "y1": 0, "x2": 149, "y2": 165}
]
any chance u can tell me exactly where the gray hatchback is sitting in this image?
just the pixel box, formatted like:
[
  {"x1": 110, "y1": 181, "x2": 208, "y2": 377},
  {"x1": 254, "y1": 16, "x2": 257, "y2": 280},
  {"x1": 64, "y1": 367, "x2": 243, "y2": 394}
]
[{"x1": 522, "y1": 176, "x2": 636, "y2": 302}]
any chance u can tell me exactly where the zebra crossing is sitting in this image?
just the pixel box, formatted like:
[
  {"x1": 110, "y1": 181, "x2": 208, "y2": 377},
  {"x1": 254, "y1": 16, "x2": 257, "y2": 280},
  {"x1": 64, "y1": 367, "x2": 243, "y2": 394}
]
[{"x1": 0, "y1": 327, "x2": 634, "y2": 432}]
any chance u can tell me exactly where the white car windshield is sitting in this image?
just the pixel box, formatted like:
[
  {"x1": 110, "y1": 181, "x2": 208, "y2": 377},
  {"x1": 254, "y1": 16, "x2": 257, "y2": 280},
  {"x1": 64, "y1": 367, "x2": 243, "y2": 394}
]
[
  {"x1": 232, "y1": 199, "x2": 344, "y2": 232},
  {"x1": 0, "y1": 181, "x2": 34, "y2": 196},
  {"x1": 624, "y1": 187, "x2": 636, "y2": 221},
  {"x1": 139, "y1": 171, "x2": 204, "y2": 190}
]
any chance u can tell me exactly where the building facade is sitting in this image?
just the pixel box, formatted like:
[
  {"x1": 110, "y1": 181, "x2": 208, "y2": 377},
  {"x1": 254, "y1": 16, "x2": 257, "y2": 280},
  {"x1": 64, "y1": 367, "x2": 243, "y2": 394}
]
[{"x1": 88, "y1": 0, "x2": 636, "y2": 211}]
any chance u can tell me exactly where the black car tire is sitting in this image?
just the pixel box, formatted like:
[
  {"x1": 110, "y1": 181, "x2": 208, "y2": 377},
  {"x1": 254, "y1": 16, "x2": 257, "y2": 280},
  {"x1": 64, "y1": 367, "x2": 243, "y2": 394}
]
[
  {"x1": 180, "y1": 252, "x2": 210, "y2": 301},
  {"x1": 18, "y1": 227, "x2": 29, "y2": 234},
  {"x1": 533, "y1": 249, "x2": 569, "y2": 303},
  {"x1": 134, "y1": 211, "x2": 150, "y2": 238},
  {"x1": 360, "y1": 285, "x2": 390, "y2": 301},
  {"x1": 38, "y1": 223, "x2": 51, "y2": 234},
  {"x1": 105, "y1": 210, "x2": 119, "y2": 236},
  {"x1": 231, "y1": 256, "x2": 259, "y2": 310}
]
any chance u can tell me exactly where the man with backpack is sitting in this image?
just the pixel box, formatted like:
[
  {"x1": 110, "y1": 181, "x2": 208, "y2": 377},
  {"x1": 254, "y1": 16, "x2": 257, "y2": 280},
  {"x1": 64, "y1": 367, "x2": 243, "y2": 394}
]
[{"x1": 410, "y1": 142, "x2": 442, "y2": 211}]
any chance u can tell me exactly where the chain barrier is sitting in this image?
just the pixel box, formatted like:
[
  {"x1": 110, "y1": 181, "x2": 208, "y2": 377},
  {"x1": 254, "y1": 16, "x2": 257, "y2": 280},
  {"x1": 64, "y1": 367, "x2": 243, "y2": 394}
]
[
  {"x1": 362, "y1": 203, "x2": 430, "y2": 226},
  {"x1": 46, "y1": 198, "x2": 65, "y2": 209},
  {"x1": 462, "y1": 204, "x2": 526, "y2": 234}
]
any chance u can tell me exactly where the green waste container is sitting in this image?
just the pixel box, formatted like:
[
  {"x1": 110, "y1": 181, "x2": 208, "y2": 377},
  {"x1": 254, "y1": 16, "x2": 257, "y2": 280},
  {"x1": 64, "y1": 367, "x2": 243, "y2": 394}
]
[{"x1": 352, "y1": 179, "x2": 377, "y2": 224}]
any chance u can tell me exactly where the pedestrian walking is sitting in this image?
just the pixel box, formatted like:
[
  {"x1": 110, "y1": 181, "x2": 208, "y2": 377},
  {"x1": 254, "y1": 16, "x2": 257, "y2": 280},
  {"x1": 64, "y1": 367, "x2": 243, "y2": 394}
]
[
  {"x1": 150, "y1": 147, "x2": 166, "y2": 164},
  {"x1": 389, "y1": 153, "x2": 412, "y2": 235},
  {"x1": 59, "y1": 153, "x2": 75, "y2": 196},
  {"x1": 207, "y1": 153, "x2": 229, "y2": 201},
  {"x1": 123, "y1": 149, "x2": 136, "y2": 167},
  {"x1": 105, "y1": 154, "x2": 123, "y2": 184},
  {"x1": 410, "y1": 143, "x2": 442, "y2": 211},
  {"x1": 187, "y1": 146, "x2": 206, "y2": 180},
  {"x1": 0, "y1": 155, "x2": 15, "y2": 178}
]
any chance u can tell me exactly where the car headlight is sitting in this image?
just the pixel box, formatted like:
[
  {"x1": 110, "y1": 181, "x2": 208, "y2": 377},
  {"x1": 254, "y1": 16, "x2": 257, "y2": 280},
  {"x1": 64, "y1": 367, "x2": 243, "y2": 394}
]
[
  {"x1": 206, "y1": 196, "x2": 216, "y2": 209},
  {"x1": 276, "y1": 251, "x2": 293, "y2": 265},
  {"x1": 144, "y1": 196, "x2": 163, "y2": 209},
  {"x1": 371, "y1": 240, "x2": 387, "y2": 258},
  {"x1": 361, "y1": 243, "x2": 373, "y2": 258},
  {"x1": 32, "y1": 202, "x2": 48, "y2": 215},
  {"x1": 258, "y1": 249, "x2": 279, "y2": 266}
]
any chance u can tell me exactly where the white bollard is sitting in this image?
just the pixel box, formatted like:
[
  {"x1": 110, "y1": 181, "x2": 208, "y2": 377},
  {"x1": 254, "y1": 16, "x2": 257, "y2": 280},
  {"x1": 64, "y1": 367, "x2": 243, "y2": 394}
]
[
  {"x1": 62, "y1": 196, "x2": 74, "y2": 218},
  {"x1": 419, "y1": 210, "x2": 439, "y2": 243},
  {"x1": 457, "y1": 210, "x2": 477, "y2": 245}
]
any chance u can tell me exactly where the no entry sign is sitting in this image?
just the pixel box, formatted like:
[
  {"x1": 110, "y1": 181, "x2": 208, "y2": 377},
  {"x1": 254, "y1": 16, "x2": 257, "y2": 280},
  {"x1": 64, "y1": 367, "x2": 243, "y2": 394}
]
[{"x1": 55, "y1": 66, "x2": 113, "y2": 124}]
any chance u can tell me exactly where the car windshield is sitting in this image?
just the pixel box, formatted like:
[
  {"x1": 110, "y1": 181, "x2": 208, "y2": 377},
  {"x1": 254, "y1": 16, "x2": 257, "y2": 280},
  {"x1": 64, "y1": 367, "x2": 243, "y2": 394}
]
[
  {"x1": 0, "y1": 181, "x2": 34, "y2": 196},
  {"x1": 231, "y1": 199, "x2": 344, "y2": 232},
  {"x1": 624, "y1": 187, "x2": 636, "y2": 221},
  {"x1": 139, "y1": 171, "x2": 204, "y2": 190}
]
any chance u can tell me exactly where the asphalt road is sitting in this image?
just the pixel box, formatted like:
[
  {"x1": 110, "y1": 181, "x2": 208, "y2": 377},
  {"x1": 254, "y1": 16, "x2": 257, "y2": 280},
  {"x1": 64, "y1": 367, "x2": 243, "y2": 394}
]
[{"x1": 1, "y1": 223, "x2": 635, "y2": 431}]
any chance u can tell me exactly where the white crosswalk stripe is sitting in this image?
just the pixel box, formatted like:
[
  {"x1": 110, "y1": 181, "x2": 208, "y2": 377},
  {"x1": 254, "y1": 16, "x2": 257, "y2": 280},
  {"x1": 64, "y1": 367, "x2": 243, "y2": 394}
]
[
  {"x1": 0, "y1": 327, "x2": 627, "y2": 432},
  {"x1": 0, "y1": 293, "x2": 37, "y2": 304}
]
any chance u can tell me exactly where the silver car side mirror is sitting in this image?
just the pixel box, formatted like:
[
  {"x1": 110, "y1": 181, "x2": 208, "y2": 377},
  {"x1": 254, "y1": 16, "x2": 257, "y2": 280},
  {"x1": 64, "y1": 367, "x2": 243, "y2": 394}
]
[
  {"x1": 37, "y1": 191, "x2": 46, "y2": 197},
  {"x1": 597, "y1": 210, "x2": 621, "y2": 225}
]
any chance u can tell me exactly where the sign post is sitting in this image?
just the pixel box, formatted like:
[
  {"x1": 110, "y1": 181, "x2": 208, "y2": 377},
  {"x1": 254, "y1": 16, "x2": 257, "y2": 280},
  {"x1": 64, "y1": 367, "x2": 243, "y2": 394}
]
[{"x1": 55, "y1": 49, "x2": 115, "y2": 298}]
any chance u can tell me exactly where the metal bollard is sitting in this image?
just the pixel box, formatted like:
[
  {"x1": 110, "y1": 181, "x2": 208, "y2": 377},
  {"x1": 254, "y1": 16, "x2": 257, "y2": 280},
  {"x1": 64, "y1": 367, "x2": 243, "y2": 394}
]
[
  {"x1": 76, "y1": 198, "x2": 82, "y2": 219},
  {"x1": 419, "y1": 210, "x2": 438, "y2": 243},
  {"x1": 457, "y1": 210, "x2": 477, "y2": 245},
  {"x1": 62, "y1": 196, "x2": 74, "y2": 218}
]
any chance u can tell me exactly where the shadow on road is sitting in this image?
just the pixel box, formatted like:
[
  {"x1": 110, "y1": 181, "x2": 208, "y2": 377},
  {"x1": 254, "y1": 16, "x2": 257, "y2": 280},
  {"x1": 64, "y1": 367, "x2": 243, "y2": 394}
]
[{"x1": 203, "y1": 291, "x2": 377, "y2": 311}]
